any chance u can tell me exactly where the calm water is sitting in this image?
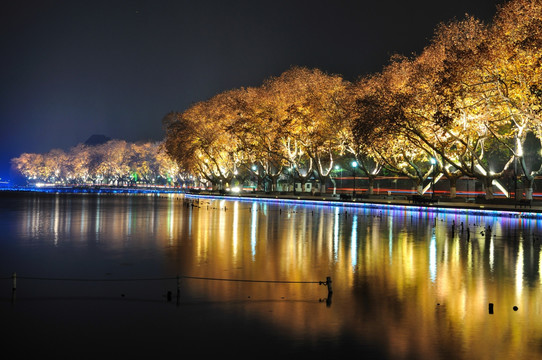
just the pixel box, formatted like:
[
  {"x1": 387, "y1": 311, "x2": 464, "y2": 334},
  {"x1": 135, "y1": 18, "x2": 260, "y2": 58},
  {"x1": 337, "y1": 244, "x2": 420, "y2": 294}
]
[{"x1": 2, "y1": 192, "x2": 542, "y2": 359}]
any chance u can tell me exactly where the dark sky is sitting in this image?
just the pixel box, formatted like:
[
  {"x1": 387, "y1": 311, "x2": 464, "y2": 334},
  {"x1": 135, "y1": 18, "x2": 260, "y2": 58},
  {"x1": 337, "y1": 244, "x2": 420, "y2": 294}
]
[{"x1": 0, "y1": 0, "x2": 505, "y2": 181}]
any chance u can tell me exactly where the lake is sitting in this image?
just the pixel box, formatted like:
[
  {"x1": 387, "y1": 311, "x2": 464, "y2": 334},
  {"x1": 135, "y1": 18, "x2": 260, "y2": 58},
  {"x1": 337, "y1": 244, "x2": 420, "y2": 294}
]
[{"x1": 2, "y1": 191, "x2": 542, "y2": 359}]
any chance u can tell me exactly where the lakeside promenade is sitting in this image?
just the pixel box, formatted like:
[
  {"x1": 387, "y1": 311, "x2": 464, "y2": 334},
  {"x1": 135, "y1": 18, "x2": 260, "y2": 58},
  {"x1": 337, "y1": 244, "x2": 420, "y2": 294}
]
[{"x1": 2, "y1": 185, "x2": 542, "y2": 218}]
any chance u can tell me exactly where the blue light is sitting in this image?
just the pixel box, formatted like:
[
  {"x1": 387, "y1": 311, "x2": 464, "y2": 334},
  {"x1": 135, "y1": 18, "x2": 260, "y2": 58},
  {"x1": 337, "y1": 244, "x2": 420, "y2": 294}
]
[
  {"x1": 4, "y1": 185, "x2": 542, "y2": 220},
  {"x1": 184, "y1": 194, "x2": 542, "y2": 220}
]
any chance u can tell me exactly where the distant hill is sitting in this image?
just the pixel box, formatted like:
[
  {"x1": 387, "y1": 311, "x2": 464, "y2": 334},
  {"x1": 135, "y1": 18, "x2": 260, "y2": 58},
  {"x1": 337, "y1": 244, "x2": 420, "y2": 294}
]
[{"x1": 84, "y1": 134, "x2": 111, "y2": 146}]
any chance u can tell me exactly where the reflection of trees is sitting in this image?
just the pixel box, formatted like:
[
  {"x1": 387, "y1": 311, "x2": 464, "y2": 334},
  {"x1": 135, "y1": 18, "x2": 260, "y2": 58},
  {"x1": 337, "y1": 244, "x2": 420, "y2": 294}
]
[
  {"x1": 175, "y1": 201, "x2": 542, "y2": 359},
  {"x1": 345, "y1": 214, "x2": 542, "y2": 360},
  {"x1": 15, "y1": 192, "x2": 542, "y2": 359}
]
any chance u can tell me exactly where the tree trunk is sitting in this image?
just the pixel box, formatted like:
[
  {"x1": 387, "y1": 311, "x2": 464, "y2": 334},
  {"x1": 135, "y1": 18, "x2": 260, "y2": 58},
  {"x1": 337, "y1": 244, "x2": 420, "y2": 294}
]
[
  {"x1": 524, "y1": 177, "x2": 534, "y2": 200},
  {"x1": 449, "y1": 185, "x2": 457, "y2": 199},
  {"x1": 449, "y1": 177, "x2": 457, "y2": 199},
  {"x1": 318, "y1": 175, "x2": 328, "y2": 195},
  {"x1": 515, "y1": 179, "x2": 523, "y2": 200},
  {"x1": 525, "y1": 187, "x2": 533, "y2": 200},
  {"x1": 367, "y1": 176, "x2": 375, "y2": 195},
  {"x1": 270, "y1": 175, "x2": 279, "y2": 192},
  {"x1": 484, "y1": 178, "x2": 494, "y2": 200}
]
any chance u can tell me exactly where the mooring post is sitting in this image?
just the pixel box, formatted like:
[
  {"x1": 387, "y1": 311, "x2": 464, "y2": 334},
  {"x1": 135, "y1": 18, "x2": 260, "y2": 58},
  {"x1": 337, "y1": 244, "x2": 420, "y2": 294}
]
[
  {"x1": 176, "y1": 275, "x2": 181, "y2": 306},
  {"x1": 11, "y1": 272, "x2": 16, "y2": 303},
  {"x1": 326, "y1": 276, "x2": 333, "y2": 294}
]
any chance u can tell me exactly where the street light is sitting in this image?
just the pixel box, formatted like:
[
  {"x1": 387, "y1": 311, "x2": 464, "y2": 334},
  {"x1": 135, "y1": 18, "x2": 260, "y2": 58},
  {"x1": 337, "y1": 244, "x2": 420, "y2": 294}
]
[
  {"x1": 430, "y1": 157, "x2": 436, "y2": 199},
  {"x1": 290, "y1": 165, "x2": 296, "y2": 194},
  {"x1": 334, "y1": 165, "x2": 341, "y2": 195},
  {"x1": 251, "y1": 165, "x2": 257, "y2": 192},
  {"x1": 351, "y1": 161, "x2": 358, "y2": 198}
]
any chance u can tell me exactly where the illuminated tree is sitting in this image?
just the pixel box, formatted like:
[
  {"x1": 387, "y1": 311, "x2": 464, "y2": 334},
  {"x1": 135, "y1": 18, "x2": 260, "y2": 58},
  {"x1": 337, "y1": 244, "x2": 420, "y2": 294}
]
[
  {"x1": 155, "y1": 142, "x2": 182, "y2": 185},
  {"x1": 164, "y1": 90, "x2": 245, "y2": 190},
  {"x1": 226, "y1": 86, "x2": 288, "y2": 191},
  {"x1": 42, "y1": 149, "x2": 68, "y2": 183},
  {"x1": 427, "y1": 5, "x2": 541, "y2": 199},
  {"x1": 13, "y1": 0, "x2": 542, "y2": 200},
  {"x1": 67, "y1": 144, "x2": 92, "y2": 184},
  {"x1": 12, "y1": 153, "x2": 44, "y2": 181},
  {"x1": 91, "y1": 140, "x2": 131, "y2": 185},
  {"x1": 12, "y1": 139, "x2": 182, "y2": 187},
  {"x1": 362, "y1": 14, "x2": 519, "y2": 199},
  {"x1": 481, "y1": 0, "x2": 542, "y2": 199},
  {"x1": 263, "y1": 67, "x2": 350, "y2": 193},
  {"x1": 129, "y1": 142, "x2": 156, "y2": 184},
  {"x1": 347, "y1": 75, "x2": 385, "y2": 195},
  {"x1": 352, "y1": 58, "x2": 437, "y2": 195}
]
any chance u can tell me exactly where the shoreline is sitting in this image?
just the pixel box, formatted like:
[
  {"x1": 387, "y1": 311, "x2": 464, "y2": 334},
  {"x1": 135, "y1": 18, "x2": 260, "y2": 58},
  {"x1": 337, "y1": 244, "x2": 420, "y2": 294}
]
[{"x1": 2, "y1": 186, "x2": 542, "y2": 219}]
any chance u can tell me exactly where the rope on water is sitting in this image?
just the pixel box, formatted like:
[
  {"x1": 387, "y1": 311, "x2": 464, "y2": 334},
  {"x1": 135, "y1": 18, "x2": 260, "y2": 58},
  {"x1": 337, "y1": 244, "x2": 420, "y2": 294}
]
[
  {"x1": 6, "y1": 274, "x2": 326, "y2": 285},
  {"x1": 15, "y1": 276, "x2": 175, "y2": 282},
  {"x1": 181, "y1": 275, "x2": 323, "y2": 284}
]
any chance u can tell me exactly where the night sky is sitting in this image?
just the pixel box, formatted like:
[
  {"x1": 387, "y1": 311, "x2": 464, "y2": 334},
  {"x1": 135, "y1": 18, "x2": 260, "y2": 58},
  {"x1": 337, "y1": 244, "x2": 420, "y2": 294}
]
[{"x1": 1, "y1": 0, "x2": 504, "y2": 181}]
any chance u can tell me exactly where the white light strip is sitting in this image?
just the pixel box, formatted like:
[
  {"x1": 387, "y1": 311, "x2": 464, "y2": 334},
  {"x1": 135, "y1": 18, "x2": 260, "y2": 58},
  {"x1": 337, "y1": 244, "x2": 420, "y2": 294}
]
[
  {"x1": 422, "y1": 172, "x2": 444, "y2": 195},
  {"x1": 475, "y1": 164, "x2": 509, "y2": 198}
]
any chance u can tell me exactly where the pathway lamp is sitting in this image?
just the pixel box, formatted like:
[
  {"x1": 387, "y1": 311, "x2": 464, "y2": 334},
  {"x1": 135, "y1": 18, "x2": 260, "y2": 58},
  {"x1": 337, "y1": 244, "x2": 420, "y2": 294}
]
[
  {"x1": 351, "y1": 161, "x2": 358, "y2": 198},
  {"x1": 290, "y1": 165, "x2": 296, "y2": 194},
  {"x1": 251, "y1": 165, "x2": 257, "y2": 191},
  {"x1": 334, "y1": 165, "x2": 341, "y2": 195}
]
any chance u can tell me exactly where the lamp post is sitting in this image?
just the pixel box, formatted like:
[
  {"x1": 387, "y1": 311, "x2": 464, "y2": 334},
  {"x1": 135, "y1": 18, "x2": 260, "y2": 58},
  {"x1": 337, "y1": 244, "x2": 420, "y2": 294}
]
[
  {"x1": 334, "y1": 165, "x2": 341, "y2": 195},
  {"x1": 430, "y1": 157, "x2": 436, "y2": 199},
  {"x1": 351, "y1": 161, "x2": 358, "y2": 198},
  {"x1": 290, "y1": 165, "x2": 296, "y2": 194},
  {"x1": 251, "y1": 165, "x2": 257, "y2": 192}
]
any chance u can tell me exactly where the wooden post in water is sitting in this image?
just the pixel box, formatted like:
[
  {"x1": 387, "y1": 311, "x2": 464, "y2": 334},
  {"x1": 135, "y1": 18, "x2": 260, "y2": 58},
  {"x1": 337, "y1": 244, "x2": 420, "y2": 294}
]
[
  {"x1": 176, "y1": 275, "x2": 181, "y2": 306},
  {"x1": 11, "y1": 272, "x2": 16, "y2": 303},
  {"x1": 326, "y1": 276, "x2": 333, "y2": 307}
]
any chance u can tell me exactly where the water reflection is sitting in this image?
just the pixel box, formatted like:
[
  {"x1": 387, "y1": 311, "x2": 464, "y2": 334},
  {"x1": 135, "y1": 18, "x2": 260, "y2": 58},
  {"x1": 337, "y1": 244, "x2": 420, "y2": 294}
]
[{"x1": 5, "y1": 192, "x2": 542, "y2": 358}]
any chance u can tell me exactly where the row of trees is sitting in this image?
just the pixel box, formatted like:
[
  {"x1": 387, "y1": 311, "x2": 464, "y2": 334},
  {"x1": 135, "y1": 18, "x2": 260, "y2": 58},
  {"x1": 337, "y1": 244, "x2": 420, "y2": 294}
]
[
  {"x1": 12, "y1": 140, "x2": 182, "y2": 186},
  {"x1": 163, "y1": 0, "x2": 542, "y2": 199},
  {"x1": 11, "y1": 0, "x2": 542, "y2": 199}
]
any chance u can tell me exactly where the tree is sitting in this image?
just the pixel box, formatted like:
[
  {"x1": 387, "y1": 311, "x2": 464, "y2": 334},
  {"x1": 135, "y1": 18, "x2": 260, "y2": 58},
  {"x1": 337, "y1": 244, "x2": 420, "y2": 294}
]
[
  {"x1": 347, "y1": 75, "x2": 385, "y2": 195},
  {"x1": 164, "y1": 90, "x2": 245, "y2": 190},
  {"x1": 155, "y1": 142, "x2": 182, "y2": 186},
  {"x1": 351, "y1": 58, "x2": 436, "y2": 195},
  {"x1": 481, "y1": 0, "x2": 542, "y2": 199},
  {"x1": 68, "y1": 144, "x2": 91, "y2": 184},
  {"x1": 98, "y1": 140, "x2": 131, "y2": 184},
  {"x1": 12, "y1": 153, "x2": 44, "y2": 181},
  {"x1": 226, "y1": 86, "x2": 288, "y2": 191},
  {"x1": 263, "y1": 67, "x2": 350, "y2": 193}
]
